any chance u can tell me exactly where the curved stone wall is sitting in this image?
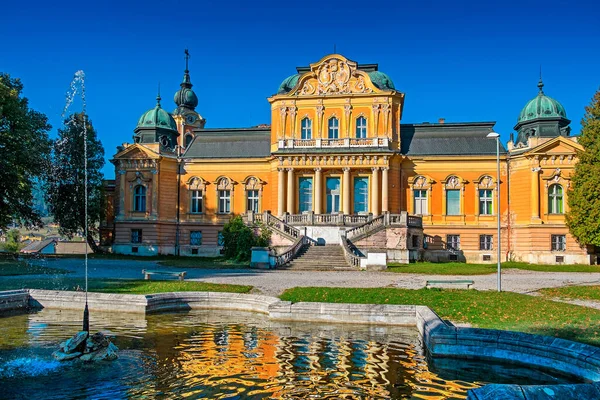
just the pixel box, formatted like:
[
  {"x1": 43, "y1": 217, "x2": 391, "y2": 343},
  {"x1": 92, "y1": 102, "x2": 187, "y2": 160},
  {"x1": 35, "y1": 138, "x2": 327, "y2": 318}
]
[{"x1": 1, "y1": 289, "x2": 598, "y2": 398}]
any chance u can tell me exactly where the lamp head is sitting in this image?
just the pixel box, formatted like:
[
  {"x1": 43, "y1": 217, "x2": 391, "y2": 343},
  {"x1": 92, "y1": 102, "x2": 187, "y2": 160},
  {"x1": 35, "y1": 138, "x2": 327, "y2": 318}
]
[{"x1": 487, "y1": 132, "x2": 500, "y2": 139}]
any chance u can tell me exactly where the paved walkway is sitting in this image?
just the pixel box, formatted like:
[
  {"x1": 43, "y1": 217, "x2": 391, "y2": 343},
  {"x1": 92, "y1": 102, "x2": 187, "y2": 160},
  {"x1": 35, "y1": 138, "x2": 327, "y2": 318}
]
[{"x1": 17, "y1": 258, "x2": 600, "y2": 297}]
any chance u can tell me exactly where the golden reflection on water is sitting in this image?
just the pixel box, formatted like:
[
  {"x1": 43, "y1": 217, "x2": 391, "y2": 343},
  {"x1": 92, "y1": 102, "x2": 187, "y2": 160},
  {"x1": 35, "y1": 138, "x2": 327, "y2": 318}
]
[{"x1": 0, "y1": 309, "x2": 476, "y2": 399}]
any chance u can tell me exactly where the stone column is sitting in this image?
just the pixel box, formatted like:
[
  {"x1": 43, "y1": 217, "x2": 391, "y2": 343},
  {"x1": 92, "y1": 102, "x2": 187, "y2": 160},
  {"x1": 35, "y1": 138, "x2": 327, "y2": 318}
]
[
  {"x1": 531, "y1": 166, "x2": 541, "y2": 221},
  {"x1": 371, "y1": 167, "x2": 379, "y2": 216},
  {"x1": 381, "y1": 167, "x2": 389, "y2": 213},
  {"x1": 342, "y1": 167, "x2": 351, "y2": 214},
  {"x1": 278, "y1": 168, "x2": 285, "y2": 216},
  {"x1": 314, "y1": 168, "x2": 322, "y2": 214},
  {"x1": 151, "y1": 166, "x2": 158, "y2": 219},
  {"x1": 287, "y1": 168, "x2": 294, "y2": 214}
]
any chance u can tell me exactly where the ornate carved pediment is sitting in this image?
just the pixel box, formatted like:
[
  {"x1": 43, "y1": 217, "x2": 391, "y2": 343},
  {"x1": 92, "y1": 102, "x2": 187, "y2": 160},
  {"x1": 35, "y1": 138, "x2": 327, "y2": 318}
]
[{"x1": 291, "y1": 55, "x2": 380, "y2": 96}]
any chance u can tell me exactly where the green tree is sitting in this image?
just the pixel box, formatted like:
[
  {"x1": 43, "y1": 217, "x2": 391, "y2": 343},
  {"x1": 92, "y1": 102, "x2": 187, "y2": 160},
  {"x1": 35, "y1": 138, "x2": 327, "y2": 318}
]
[
  {"x1": 0, "y1": 73, "x2": 51, "y2": 229},
  {"x1": 567, "y1": 89, "x2": 600, "y2": 249},
  {"x1": 45, "y1": 113, "x2": 105, "y2": 253},
  {"x1": 1, "y1": 229, "x2": 21, "y2": 252},
  {"x1": 221, "y1": 216, "x2": 271, "y2": 261}
]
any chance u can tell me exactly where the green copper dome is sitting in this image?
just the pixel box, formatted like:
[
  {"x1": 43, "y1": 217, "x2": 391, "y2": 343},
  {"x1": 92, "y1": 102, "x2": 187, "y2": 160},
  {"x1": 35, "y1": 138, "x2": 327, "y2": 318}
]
[
  {"x1": 137, "y1": 95, "x2": 178, "y2": 132},
  {"x1": 517, "y1": 79, "x2": 567, "y2": 124},
  {"x1": 277, "y1": 73, "x2": 301, "y2": 94},
  {"x1": 368, "y1": 71, "x2": 395, "y2": 91}
]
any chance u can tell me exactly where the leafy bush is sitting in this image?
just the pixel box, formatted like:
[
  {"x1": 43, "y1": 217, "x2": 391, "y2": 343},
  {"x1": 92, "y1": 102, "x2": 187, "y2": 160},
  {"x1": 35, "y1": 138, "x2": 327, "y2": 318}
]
[
  {"x1": 1, "y1": 229, "x2": 21, "y2": 253},
  {"x1": 221, "y1": 216, "x2": 271, "y2": 261}
]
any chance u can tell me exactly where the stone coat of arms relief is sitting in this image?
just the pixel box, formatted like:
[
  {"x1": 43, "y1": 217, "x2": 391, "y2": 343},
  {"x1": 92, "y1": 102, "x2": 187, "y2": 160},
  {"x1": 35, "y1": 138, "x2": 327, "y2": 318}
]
[{"x1": 298, "y1": 57, "x2": 374, "y2": 96}]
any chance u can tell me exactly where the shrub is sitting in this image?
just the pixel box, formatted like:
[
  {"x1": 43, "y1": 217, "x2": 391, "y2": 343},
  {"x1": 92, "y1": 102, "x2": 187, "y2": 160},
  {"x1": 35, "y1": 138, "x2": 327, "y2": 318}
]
[{"x1": 221, "y1": 216, "x2": 271, "y2": 261}]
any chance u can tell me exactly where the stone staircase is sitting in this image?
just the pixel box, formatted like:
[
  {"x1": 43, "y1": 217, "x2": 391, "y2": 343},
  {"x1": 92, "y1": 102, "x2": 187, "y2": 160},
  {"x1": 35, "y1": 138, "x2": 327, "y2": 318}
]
[{"x1": 282, "y1": 245, "x2": 356, "y2": 270}]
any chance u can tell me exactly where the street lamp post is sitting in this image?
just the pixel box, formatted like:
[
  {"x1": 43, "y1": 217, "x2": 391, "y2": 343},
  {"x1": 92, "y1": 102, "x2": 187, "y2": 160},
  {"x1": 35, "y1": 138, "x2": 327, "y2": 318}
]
[{"x1": 487, "y1": 132, "x2": 501, "y2": 292}]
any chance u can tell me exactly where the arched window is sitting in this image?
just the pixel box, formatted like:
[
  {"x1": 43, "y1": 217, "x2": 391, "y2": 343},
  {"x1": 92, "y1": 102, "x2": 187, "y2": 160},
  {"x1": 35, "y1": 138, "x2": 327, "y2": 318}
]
[
  {"x1": 185, "y1": 134, "x2": 193, "y2": 148},
  {"x1": 411, "y1": 175, "x2": 432, "y2": 216},
  {"x1": 133, "y1": 185, "x2": 147, "y2": 212},
  {"x1": 301, "y1": 117, "x2": 312, "y2": 140},
  {"x1": 444, "y1": 175, "x2": 463, "y2": 216},
  {"x1": 549, "y1": 184, "x2": 564, "y2": 214},
  {"x1": 477, "y1": 175, "x2": 495, "y2": 215},
  {"x1": 328, "y1": 117, "x2": 339, "y2": 139},
  {"x1": 355, "y1": 116, "x2": 367, "y2": 138},
  {"x1": 215, "y1": 177, "x2": 235, "y2": 214}
]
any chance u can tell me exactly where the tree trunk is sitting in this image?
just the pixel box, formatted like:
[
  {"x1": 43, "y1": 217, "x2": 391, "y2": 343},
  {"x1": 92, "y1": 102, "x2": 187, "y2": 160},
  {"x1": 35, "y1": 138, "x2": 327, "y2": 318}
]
[{"x1": 86, "y1": 232, "x2": 101, "y2": 254}]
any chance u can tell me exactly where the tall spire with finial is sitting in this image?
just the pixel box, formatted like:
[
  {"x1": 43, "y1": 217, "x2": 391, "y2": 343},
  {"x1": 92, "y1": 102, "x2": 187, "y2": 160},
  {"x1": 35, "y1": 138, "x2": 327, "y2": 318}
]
[
  {"x1": 174, "y1": 49, "x2": 199, "y2": 111},
  {"x1": 156, "y1": 82, "x2": 162, "y2": 107},
  {"x1": 182, "y1": 49, "x2": 192, "y2": 87},
  {"x1": 537, "y1": 65, "x2": 544, "y2": 95}
]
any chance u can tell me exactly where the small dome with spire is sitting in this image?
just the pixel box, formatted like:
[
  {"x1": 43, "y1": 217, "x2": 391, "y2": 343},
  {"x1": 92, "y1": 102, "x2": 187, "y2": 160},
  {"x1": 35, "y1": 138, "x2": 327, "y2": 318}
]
[
  {"x1": 517, "y1": 78, "x2": 567, "y2": 124},
  {"x1": 173, "y1": 49, "x2": 199, "y2": 114},
  {"x1": 136, "y1": 94, "x2": 178, "y2": 132}
]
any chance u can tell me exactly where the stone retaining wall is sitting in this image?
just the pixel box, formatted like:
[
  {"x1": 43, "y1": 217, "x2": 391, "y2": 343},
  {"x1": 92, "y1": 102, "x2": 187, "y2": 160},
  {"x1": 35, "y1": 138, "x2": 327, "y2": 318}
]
[
  {"x1": 2, "y1": 289, "x2": 599, "y2": 398},
  {"x1": 0, "y1": 289, "x2": 29, "y2": 313}
]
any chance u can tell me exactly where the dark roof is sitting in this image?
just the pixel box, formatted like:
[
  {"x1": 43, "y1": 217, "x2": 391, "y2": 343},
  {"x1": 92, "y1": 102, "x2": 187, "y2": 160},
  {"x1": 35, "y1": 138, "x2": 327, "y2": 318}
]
[
  {"x1": 20, "y1": 239, "x2": 55, "y2": 253},
  {"x1": 400, "y1": 122, "x2": 507, "y2": 156},
  {"x1": 184, "y1": 128, "x2": 271, "y2": 159}
]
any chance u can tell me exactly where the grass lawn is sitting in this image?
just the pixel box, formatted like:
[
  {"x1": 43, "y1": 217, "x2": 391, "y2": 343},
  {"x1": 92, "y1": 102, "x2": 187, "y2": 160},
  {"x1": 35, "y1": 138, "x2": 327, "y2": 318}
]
[
  {"x1": 0, "y1": 259, "x2": 69, "y2": 276},
  {"x1": 280, "y1": 287, "x2": 600, "y2": 346},
  {"x1": 539, "y1": 285, "x2": 600, "y2": 301},
  {"x1": 387, "y1": 261, "x2": 600, "y2": 275},
  {"x1": 0, "y1": 276, "x2": 252, "y2": 294}
]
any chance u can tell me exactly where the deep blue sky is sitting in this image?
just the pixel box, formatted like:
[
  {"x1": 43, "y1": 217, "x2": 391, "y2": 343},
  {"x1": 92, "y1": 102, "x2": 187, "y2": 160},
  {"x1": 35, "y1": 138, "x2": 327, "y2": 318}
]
[{"x1": 2, "y1": 0, "x2": 599, "y2": 178}]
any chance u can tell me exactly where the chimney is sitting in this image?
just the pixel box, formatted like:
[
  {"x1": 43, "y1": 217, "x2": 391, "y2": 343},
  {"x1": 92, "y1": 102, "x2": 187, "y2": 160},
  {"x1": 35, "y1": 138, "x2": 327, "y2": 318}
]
[{"x1": 438, "y1": 118, "x2": 445, "y2": 124}]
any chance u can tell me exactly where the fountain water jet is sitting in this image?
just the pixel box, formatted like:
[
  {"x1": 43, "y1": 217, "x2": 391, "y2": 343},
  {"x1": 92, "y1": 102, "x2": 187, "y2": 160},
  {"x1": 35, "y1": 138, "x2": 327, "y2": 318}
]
[{"x1": 52, "y1": 71, "x2": 117, "y2": 362}]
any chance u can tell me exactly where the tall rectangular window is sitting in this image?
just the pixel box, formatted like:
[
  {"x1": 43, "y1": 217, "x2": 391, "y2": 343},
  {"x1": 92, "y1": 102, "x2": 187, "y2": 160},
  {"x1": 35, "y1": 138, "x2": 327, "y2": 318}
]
[
  {"x1": 328, "y1": 117, "x2": 339, "y2": 139},
  {"x1": 551, "y1": 235, "x2": 566, "y2": 251},
  {"x1": 355, "y1": 116, "x2": 367, "y2": 138},
  {"x1": 326, "y1": 177, "x2": 341, "y2": 214},
  {"x1": 131, "y1": 229, "x2": 142, "y2": 244},
  {"x1": 191, "y1": 190, "x2": 203, "y2": 213},
  {"x1": 548, "y1": 184, "x2": 564, "y2": 214},
  {"x1": 301, "y1": 118, "x2": 312, "y2": 140},
  {"x1": 353, "y1": 177, "x2": 369, "y2": 213},
  {"x1": 414, "y1": 189, "x2": 428, "y2": 215},
  {"x1": 133, "y1": 185, "x2": 147, "y2": 212},
  {"x1": 447, "y1": 235, "x2": 460, "y2": 250},
  {"x1": 479, "y1": 189, "x2": 493, "y2": 215},
  {"x1": 218, "y1": 190, "x2": 231, "y2": 213},
  {"x1": 298, "y1": 177, "x2": 313, "y2": 213},
  {"x1": 247, "y1": 190, "x2": 259, "y2": 213},
  {"x1": 479, "y1": 235, "x2": 493, "y2": 251},
  {"x1": 190, "y1": 231, "x2": 202, "y2": 246},
  {"x1": 446, "y1": 189, "x2": 461, "y2": 215}
]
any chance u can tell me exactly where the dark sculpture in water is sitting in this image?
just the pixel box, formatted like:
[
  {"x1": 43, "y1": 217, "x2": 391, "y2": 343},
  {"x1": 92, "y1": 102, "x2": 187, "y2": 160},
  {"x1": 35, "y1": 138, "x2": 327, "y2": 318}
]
[{"x1": 53, "y1": 331, "x2": 118, "y2": 362}]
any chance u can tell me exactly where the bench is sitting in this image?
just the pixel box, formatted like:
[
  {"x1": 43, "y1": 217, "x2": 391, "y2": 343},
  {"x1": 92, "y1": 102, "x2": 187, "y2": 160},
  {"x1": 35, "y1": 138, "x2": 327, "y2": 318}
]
[
  {"x1": 142, "y1": 270, "x2": 187, "y2": 281},
  {"x1": 425, "y1": 280, "x2": 474, "y2": 289}
]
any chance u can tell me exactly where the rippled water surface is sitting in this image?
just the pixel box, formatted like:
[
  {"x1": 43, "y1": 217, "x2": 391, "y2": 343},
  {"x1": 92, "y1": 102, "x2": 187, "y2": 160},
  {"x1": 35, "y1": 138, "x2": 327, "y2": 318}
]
[{"x1": 0, "y1": 309, "x2": 580, "y2": 399}]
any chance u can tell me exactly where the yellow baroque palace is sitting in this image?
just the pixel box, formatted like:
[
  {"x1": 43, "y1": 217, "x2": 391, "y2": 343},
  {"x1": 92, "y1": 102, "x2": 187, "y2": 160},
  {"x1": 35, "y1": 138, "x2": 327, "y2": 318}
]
[{"x1": 101, "y1": 53, "x2": 590, "y2": 265}]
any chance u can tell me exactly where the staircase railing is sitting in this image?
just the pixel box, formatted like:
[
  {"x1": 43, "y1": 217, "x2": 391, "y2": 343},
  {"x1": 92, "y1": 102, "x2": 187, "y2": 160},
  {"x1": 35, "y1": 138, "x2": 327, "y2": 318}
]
[
  {"x1": 339, "y1": 233, "x2": 365, "y2": 269},
  {"x1": 246, "y1": 211, "x2": 300, "y2": 241},
  {"x1": 345, "y1": 215, "x2": 385, "y2": 242},
  {"x1": 274, "y1": 235, "x2": 311, "y2": 268}
]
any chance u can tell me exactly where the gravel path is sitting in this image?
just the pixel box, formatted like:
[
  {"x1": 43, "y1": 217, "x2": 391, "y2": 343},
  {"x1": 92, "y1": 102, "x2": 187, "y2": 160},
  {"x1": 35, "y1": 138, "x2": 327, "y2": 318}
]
[{"x1": 20, "y1": 259, "x2": 600, "y2": 297}]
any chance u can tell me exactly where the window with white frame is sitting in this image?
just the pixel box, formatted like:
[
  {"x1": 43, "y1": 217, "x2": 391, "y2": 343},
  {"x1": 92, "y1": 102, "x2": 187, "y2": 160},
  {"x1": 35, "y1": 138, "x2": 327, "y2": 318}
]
[
  {"x1": 328, "y1": 117, "x2": 339, "y2": 139},
  {"x1": 447, "y1": 234, "x2": 460, "y2": 250},
  {"x1": 133, "y1": 185, "x2": 147, "y2": 212},
  {"x1": 551, "y1": 235, "x2": 566, "y2": 251},
  {"x1": 190, "y1": 231, "x2": 202, "y2": 246},
  {"x1": 301, "y1": 117, "x2": 312, "y2": 140},
  {"x1": 190, "y1": 190, "x2": 203, "y2": 213},
  {"x1": 479, "y1": 235, "x2": 493, "y2": 250},
  {"x1": 479, "y1": 189, "x2": 493, "y2": 215},
  {"x1": 414, "y1": 189, "x2": 428, "y2": 215},
  {"x1": 247, "y1": 190, "x2": 259, "y2": 213},
  {"x1": 218, "y1": 190, "x2": 231, "y2": 213},
  {"x1": 355, "y1": 116, "x2": 367, "y2": 138},
  {"x1": 548, "y1": 184, "x2": 564, "y2": 214}
]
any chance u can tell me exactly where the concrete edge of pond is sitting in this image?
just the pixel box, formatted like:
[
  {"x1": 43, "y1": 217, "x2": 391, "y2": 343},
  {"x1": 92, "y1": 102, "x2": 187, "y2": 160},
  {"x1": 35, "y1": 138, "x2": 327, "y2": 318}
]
[{"x1": 1, "y1": 289, "x2": 598, "y2": 399}]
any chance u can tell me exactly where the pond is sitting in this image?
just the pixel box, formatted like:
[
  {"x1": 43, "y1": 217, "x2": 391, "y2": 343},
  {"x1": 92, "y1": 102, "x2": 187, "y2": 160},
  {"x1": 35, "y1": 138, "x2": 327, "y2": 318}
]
[{"x1": 0, "y1": 308, "x2": 583, "y2": 399}]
